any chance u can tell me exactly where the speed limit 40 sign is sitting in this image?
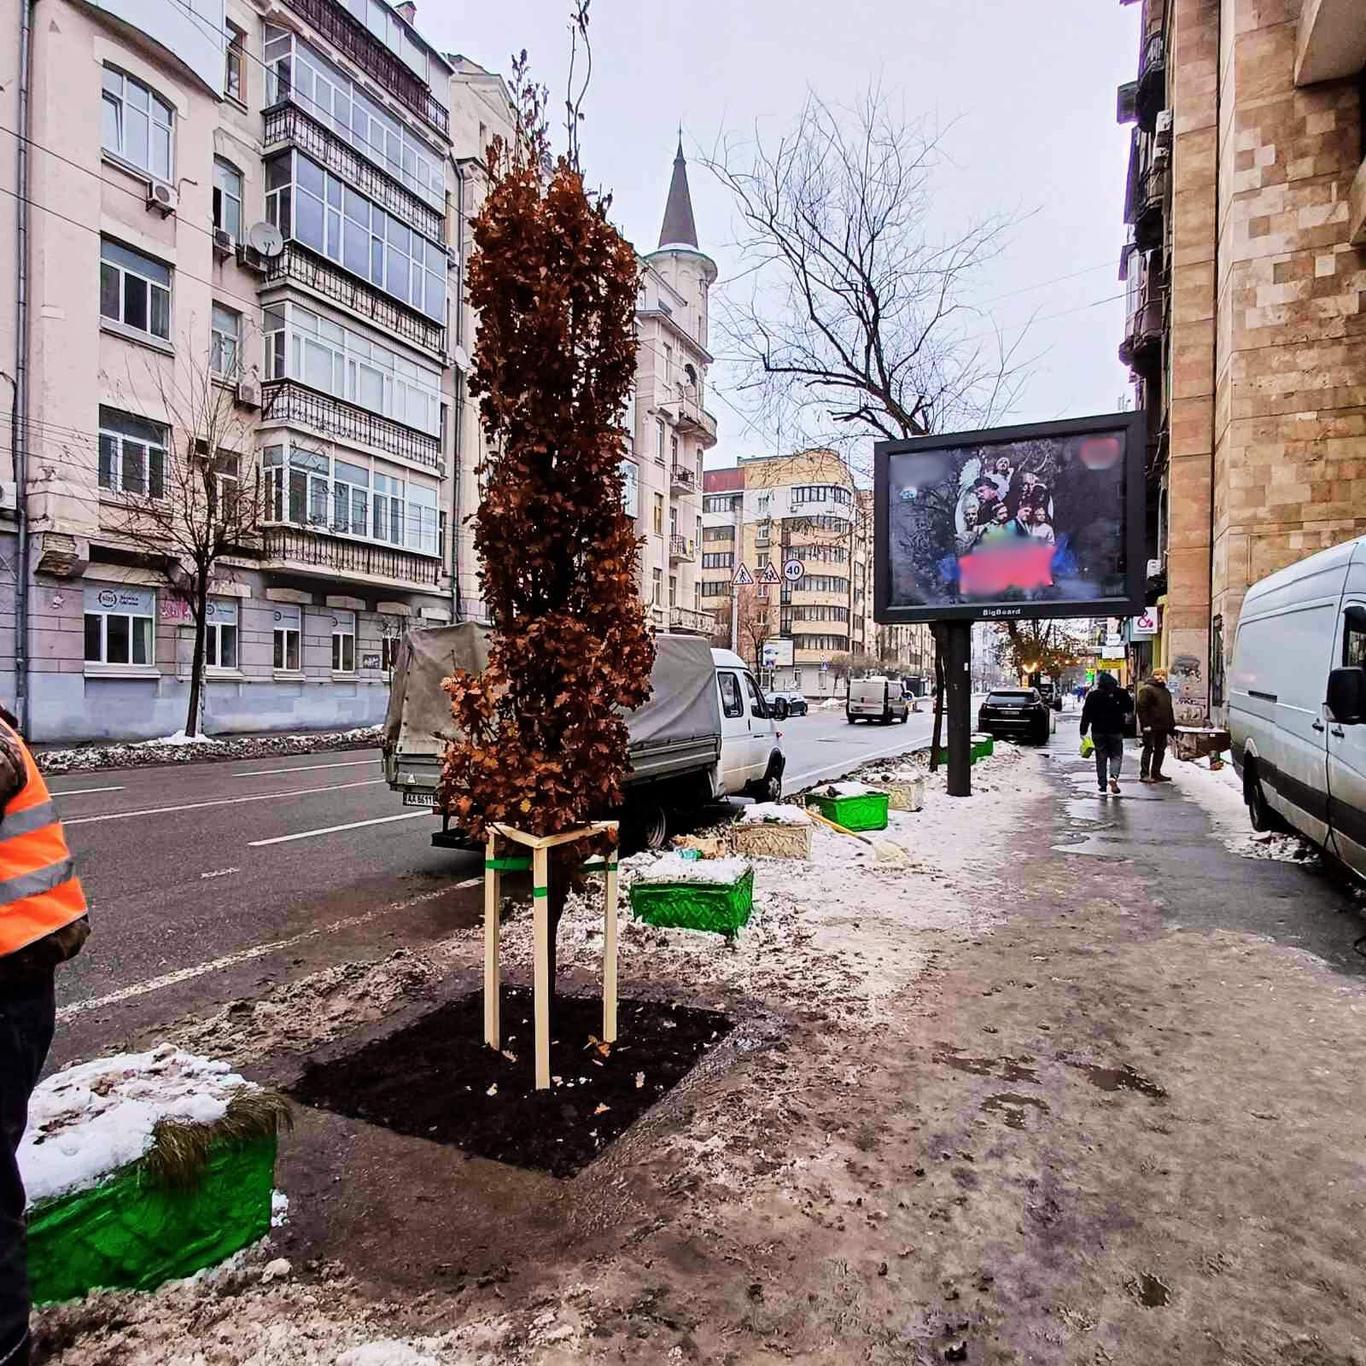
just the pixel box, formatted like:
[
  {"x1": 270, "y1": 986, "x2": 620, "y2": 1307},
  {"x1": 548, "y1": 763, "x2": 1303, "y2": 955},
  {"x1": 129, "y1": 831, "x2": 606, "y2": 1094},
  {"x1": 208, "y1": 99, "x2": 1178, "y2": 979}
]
[{"x1": 782, "y1": 559, "x2": 804, "y2": 583}]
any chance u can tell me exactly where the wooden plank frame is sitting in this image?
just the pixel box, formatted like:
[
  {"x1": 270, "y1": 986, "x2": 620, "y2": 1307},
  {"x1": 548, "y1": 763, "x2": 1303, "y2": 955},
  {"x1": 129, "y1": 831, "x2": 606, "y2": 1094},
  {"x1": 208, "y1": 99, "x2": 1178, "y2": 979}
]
[{"x1": 483, "y1": 820, "x2": 620, "y2": 1089}]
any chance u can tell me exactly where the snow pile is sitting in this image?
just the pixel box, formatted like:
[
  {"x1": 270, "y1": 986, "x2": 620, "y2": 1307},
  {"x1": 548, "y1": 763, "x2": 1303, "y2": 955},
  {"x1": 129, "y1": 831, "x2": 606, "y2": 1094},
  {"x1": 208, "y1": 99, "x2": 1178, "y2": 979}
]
[
  {"x1": 739, "y1": 803, "x2": 811, "y2": 825},
  {"x1": 631, "y1": 853, "x2": 753, "y2": 885},
  {"x1": 1168, "y1": 754, "x2": 1320, "y2": 862},
  {"x1": 336, "y1": 1344, "x2": 441, "y2": 1366},
  {"x1": 813, "y1": 780, "x2": 880, "y2": 797},
  {"x1": 38, "y1": 726, "x2": 383, "y2": 776},
  {"x1": 20, "y1": 1046, "x2": 251, "y2": 1204}
]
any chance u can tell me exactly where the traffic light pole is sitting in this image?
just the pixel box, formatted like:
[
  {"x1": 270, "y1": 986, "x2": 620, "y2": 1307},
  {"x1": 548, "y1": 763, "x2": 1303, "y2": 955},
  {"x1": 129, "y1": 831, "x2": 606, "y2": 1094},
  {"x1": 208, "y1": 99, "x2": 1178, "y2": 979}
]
[{"x1": 944, "y1": 619, "x2": 973, "y2": 798}]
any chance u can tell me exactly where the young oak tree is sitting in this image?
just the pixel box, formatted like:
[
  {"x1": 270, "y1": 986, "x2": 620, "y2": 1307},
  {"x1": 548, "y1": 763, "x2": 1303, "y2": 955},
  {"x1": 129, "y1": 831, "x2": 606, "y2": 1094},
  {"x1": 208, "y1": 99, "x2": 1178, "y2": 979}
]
[{"x1": 440, "y1": 41, "x2": 653, "y2": 999}]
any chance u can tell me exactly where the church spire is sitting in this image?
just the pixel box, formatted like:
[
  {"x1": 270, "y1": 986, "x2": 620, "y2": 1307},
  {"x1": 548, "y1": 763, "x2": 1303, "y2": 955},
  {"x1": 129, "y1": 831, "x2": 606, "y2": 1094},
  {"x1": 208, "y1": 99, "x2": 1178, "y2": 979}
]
[{"x1": 658, "y1": 133, "x2": 699, "y2": 249}]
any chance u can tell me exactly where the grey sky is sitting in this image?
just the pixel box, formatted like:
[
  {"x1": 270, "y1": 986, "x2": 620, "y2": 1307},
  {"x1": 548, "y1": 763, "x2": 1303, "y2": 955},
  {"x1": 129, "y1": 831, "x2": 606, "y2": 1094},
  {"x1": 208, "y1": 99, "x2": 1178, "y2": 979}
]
[{"x1": 419, "y1": 0, "x2": 1139, "y2": 462}]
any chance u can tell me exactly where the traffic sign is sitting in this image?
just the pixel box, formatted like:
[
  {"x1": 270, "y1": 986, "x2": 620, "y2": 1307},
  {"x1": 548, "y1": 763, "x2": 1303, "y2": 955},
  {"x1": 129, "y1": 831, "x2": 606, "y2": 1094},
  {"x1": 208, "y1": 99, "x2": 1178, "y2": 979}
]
[
  {"x1": 783, "y1": 559, "x2": 804, "y2": 583},
  {"x1": 757, "y1": 563, "x2": 781, "y2": 586},
  {"x1": 732, "y1": 563, "x2": 755, "y2": 587}
]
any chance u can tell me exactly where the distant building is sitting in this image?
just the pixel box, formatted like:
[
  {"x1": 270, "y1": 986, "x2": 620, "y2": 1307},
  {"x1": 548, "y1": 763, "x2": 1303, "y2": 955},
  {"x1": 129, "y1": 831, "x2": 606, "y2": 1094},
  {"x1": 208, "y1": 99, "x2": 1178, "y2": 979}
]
[
  {"x1": 701, "y1": 452, "x2": 930, "y2": 695},
  {"x1": 1117, "y1": 0, "x2": 1366, "y2": 720}
]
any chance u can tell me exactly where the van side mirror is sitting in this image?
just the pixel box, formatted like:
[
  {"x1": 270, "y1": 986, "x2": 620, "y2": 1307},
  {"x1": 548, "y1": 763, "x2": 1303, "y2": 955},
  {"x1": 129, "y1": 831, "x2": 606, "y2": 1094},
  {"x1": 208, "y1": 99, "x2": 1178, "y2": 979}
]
[{"x1": 1326, "y1": 667, "x2": 1366, "y2": 724}]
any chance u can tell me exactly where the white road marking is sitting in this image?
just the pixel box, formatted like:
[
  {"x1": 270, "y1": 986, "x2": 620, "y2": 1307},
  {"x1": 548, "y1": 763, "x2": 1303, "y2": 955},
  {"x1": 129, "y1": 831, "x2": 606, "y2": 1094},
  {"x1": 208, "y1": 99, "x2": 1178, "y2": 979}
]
[
  {"x1": 48, "y1": 785, "x2": 126, "y2": 798},
  {"x1": 232, "y1": 759, "x2": 375, "y2": 778},
  {"x1": 56, "y1": 875, "x2": 485, "y2": 1021},
  {"x1": 61, "y1": 779, "x2": 385, "y2": 826},
  {"x1": 200, "y1": 866, "x2": 240, "y2": 880},
  {"x1": 248, "y1": 809, "x2": 432, "y2": 846}
]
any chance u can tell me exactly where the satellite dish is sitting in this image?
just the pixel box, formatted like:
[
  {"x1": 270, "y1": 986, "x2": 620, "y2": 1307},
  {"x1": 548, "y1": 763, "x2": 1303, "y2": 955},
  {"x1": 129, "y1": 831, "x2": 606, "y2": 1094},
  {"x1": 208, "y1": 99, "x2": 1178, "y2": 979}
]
[
  {"x1": 246, "y1": 221, "x2": 284, "y2": 258},
  {"x1": 451, "y1": 345, "x2": 471, "y2": 374}
]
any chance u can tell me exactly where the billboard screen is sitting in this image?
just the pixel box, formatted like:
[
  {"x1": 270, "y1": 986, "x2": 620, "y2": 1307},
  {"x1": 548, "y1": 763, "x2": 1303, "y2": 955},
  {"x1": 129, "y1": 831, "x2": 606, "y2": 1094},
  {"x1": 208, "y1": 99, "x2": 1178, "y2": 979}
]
[
  {"x1": 873, "y1": 412, "x2": 1144, "y2": 624},
  {"x1": 762, "y1": 638, "x2": 795, "y2": 669}
]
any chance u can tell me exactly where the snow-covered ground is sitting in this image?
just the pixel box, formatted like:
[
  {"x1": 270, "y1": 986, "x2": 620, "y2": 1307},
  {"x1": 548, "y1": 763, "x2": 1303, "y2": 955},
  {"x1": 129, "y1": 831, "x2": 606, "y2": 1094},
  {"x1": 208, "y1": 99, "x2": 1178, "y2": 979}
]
[
  {"x1": 38, "y1": 727, "x2": 383, "y2": 776},
  {"x1": 1168, "y1": 754, "x2": 1322, "y2": 865}
]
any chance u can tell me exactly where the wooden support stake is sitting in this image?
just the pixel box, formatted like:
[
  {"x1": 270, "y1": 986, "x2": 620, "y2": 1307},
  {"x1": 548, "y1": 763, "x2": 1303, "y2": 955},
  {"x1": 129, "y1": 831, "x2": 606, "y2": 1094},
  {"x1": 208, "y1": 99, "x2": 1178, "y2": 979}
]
[
  {"x1": 532, "y1": 844, "x2": 551, "y2": 1090},
  {"x1": 483, "y1": 833, "x2": 500, "y2": 1050},
  {"x1": 602, "y1": 856, "x2": 619, "y2": 1044}
]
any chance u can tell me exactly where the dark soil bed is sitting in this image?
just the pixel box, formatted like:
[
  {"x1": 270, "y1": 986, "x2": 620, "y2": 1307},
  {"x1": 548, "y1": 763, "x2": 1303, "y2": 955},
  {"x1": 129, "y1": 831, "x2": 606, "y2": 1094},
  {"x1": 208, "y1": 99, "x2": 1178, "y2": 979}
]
[{"x1": 290, "y1": 988, "x2": 734, "y2": 1177}]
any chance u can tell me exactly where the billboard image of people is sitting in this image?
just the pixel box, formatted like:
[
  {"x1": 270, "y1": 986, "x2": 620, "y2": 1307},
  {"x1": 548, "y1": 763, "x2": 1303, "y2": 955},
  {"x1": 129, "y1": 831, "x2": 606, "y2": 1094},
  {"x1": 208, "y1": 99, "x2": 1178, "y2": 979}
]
[{"x1": 873, "y1": 413, "x2": 1143, "y2": 623}]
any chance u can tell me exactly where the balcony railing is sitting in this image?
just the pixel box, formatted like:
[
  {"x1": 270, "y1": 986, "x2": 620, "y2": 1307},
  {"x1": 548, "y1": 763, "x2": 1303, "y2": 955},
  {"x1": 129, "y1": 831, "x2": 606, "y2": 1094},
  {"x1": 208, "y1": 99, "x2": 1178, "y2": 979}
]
[
  {"x1": 263, "y1": 244, "x2": 445, "y2": 359},
  {"x1": 668, "y1": 605, "x2": 715, "y2": 634},
  {"x1": 1119, "y1": 285, "x2": 1164, "y2": 375},
  {"x1": 262, "y1": 379, "x2": 442, "y2": 470},
  {"x1": 261, "y1": 525, "x2": 441, "y2": 587},
  {"x1": 1133, "y1": 162, "x2": 1168, "y2": 252},
  {"x1": 669, "y1": 464, "x2": 696, "y2": 494},
  {"x1": 673, "y1": 387, "x2": 719, "y2": 446},
  {"x1": 668, "y1": 534, "x2": 695, "y2": 563},
  {"x1": 1137, "y1": 31, "x2": 1166, "y2": 130},
  {"x1": 262, "y1": 102, "x2": 445, "y2": 242},
  {"x1": 279, "y1": 0, "x2": 449, "y2": 138}
]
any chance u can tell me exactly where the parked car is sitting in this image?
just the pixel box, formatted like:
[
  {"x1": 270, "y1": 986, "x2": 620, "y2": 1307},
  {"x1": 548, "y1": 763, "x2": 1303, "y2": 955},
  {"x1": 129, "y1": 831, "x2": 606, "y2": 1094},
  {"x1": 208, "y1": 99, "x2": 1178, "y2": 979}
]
[
  {"x1": 1228, "y1": 534, "x2": 1366, "y2": 879},
  {"x1": 977, "y1": 687, "x2": 1051, "y2": 745},
  {"x1": 847, "y1": 676, "x2": 911, "y2": 724},
  {"x1": 764, "y1": 690, "x2": 809, "y2": 719},
  {"x1": 1036, "y1": 681, "x2": 1064, "y2": 712},
  {"x1": 384, "y1": 629, "x2": 784, "y2": 850}
]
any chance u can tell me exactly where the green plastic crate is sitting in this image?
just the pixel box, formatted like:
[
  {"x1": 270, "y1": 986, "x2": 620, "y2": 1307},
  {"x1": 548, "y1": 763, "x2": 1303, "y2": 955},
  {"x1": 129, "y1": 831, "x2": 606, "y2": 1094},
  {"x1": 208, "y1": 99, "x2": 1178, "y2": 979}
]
[
  {"x1": 629, "y1": 869, "x2": 754, "y2": 938},
  {"x1": 28, "y1": 1134, "x2": 277, "y2": 1304},
  {"x1": 808, "y1": 791, "x2": 890, "y2": 832}
]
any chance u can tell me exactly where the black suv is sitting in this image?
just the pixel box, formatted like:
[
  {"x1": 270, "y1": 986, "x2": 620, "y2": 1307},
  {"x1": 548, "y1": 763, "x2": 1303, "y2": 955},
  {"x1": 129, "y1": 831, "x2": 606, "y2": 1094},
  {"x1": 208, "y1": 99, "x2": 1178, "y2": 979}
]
[{"x1": 977, "y1": 688, "x2": 1051, "y2": 745}]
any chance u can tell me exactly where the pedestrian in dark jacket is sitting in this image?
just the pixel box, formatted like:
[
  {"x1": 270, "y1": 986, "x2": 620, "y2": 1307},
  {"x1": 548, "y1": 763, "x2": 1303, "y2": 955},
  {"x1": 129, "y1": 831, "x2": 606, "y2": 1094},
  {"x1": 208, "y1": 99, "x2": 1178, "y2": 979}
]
[
  {"x1": 1136, "y1": 668, "x2": 1176, "y2": 783},
  {"x1": 0, "y1": 708, "x2": 89, "y2": 1366},
  {"x1": 1079, "y1": 672, "x2": 1134, "y2": 796}
]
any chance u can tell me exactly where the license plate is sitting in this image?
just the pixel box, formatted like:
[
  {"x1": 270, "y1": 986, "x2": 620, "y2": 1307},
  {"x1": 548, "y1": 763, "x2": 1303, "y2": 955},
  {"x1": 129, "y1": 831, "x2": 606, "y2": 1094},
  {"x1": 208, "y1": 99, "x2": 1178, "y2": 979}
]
[{"x1": 402, "y1": 790, "x2": 435, "y2": 808}]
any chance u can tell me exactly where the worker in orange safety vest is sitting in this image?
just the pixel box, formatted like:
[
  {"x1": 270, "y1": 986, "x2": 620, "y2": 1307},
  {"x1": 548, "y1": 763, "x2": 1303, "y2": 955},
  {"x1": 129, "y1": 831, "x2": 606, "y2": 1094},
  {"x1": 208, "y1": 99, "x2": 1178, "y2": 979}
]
[{"x1": 0, "y1": 708, "x2": 88, "y2": 1366}]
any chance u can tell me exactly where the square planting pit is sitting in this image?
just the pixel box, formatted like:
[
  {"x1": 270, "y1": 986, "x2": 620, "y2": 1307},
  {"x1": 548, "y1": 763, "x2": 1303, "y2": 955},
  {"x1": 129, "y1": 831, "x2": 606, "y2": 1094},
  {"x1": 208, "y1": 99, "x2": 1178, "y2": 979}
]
[{"x1": 289, "y1": 988, "x2": 734, "y2": 1178}]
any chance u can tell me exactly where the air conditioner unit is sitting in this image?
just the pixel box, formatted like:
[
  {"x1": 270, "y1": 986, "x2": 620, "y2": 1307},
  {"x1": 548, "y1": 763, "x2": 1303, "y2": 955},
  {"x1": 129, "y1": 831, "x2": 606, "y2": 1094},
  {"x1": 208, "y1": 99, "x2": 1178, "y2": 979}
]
[
  {"x1": 0, "y1": 480, "x2": 16, "y2": 511},
  {"x1": 1154, "y1": 108, "x2": 1173, "y2": 145},
  {"x1": 146, "y1": 180, "x2": 178, "y2": 216},
  {"x1": 235, "y1": 380, "x2": 260, "y2": 409},
  {"x1": 235, "y1": 242, "x2": 269, "y2": 274},
  {"x1": 212, "y1": 228, "x2": 234, "y2": 259}
]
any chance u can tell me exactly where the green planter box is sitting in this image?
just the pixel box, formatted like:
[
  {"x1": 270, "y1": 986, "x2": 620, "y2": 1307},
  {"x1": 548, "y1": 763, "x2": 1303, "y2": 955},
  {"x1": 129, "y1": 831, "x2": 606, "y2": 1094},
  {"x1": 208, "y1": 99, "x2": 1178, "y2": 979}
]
[
  {"x1": 630, "y1": 869, "x2": 754, "y2": 938},
  {"x1": 808, "y1": 791, "x2": 890, "y2": 832},
  {"x1": 28, "y1": 1134, "x2": 277, "y2": 1304},
  {"x1": 971, "y1": 733, "x2": 994, "y2": 761}
]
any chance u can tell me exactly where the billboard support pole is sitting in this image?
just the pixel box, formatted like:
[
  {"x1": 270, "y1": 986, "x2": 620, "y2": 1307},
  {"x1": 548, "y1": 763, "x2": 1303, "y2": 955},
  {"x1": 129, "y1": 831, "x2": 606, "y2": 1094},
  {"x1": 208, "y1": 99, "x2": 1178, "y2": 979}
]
[{"x1": 945, "y1": 620, "x2": 972, "y2": 798}]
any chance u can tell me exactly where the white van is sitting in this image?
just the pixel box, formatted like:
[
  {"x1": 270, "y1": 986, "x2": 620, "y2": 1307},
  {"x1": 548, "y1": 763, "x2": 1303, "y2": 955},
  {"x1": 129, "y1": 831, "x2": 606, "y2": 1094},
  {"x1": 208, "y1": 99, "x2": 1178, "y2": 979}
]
[
  {"x1": 1228, "y1": 535, "x2": 1366, "y2": 878},
  {"x1": 846, "y1": 675, "x2": 911, "y2": 725},
  {"x1": 710, "y1": 648, "x2": 785, "y2": 801}
]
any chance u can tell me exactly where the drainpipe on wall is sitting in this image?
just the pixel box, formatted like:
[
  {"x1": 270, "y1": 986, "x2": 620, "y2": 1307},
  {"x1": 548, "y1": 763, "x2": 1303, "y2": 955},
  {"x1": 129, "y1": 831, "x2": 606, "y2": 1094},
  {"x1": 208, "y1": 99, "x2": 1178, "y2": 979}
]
[
  {"x1": 11, "y1": 0, "x2": 35, "y2": 734},
  {"x1": 450, "y1": 156, "x2": 474, "y2": 623},
  {"x1": 1206, "y1": 2, "x2": 1222, "y2": 723}
]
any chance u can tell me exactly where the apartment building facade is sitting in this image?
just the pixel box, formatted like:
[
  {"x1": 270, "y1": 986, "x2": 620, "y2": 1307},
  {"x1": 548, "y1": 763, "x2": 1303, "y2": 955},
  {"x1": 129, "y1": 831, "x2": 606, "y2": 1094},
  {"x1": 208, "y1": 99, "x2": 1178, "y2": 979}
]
[
  {"x1": 1117, "y1": 0, "x2": 1366, "y2": 721},
  {"x1": 700, "y1": 452, "x2": 930, "y2": 694}
]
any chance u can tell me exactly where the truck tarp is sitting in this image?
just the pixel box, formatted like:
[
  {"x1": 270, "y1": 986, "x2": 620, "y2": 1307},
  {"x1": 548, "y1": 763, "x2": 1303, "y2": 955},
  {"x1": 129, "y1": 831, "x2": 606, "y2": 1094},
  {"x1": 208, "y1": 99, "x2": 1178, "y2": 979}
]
[{"x1": 383, "y1": 626, "x2": 718, "y2": 760}]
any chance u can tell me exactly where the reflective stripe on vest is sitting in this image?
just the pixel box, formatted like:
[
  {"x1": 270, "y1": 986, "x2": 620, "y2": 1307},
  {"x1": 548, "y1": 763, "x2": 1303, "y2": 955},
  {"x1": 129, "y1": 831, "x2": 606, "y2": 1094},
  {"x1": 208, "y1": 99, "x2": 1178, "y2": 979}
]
[{"x1": 0, "y1": 720, "x2": 88, "y2": 957}]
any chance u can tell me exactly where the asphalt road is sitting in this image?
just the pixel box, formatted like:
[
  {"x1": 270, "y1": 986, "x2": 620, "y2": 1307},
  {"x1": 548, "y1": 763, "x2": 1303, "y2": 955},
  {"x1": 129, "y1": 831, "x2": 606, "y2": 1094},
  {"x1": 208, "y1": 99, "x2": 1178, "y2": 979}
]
[{"x1": 49, "y1": 705, "x2": 942, "y2": 1065}]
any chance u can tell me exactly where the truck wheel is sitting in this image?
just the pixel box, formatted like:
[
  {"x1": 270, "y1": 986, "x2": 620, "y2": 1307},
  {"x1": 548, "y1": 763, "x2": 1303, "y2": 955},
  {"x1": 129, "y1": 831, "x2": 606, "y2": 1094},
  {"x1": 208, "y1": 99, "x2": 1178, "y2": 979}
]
[
  {"x1": 898, "y1": 709, "x2": 909, "y2": 724},
  {"x1": 1245, "y1": 764, "x2": 1286, "y2": 834},
  {"x1": 847, "y1": 713, "x2": 859, "y2": 724},
  {"x1": 624, "y1": 802, "x2": 669, "y2": 851},
  {"x1": 751, "y1": 766, "x2": 782, "y2": 803}
]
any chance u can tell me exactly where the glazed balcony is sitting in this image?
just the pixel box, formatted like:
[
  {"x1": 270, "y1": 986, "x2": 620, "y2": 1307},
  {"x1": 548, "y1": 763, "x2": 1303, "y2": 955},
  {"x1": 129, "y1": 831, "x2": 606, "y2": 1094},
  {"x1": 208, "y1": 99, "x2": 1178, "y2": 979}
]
[
  {"x1": 260, "y1": 525, "x2": 441, "y2": 589},
  {"x1": 278, "y1": 0, "x2": 449, "y2": 138},
  {"x1": 1133, "y1": 161, "x2": 1168, "y2": 253},
  {"x1": 668, "y1": 534, "x2": 696, "y2": 564},
  {"x1": 261, "y1": 378, "x2": 442, "y2": 471},
  {"x1": 262, "y1": 102, "x2": 444, "y2": 242},
  {"x1": 1118, "y1": 284, "x2": 1164, "y2": 379},
  {"x1": 262, "y1": 243, "x2": 445, "y2": 359},
  {"x1": 1136, "y1": 31, "x2": 1166, "y2": 131}
]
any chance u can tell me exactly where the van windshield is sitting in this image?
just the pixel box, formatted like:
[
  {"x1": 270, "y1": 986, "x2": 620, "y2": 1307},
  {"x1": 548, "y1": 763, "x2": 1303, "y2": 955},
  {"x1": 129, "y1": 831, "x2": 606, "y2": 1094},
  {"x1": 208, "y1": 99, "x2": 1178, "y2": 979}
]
[{"x1": 987, "y1": 691, "x2": 1035, "y2": 705}]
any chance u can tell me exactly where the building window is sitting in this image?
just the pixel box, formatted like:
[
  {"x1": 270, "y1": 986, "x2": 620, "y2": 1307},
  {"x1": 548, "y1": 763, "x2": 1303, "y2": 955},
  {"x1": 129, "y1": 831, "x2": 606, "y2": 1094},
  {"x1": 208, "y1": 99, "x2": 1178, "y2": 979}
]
[
  {"x1": 263, "y1": 301, "x2": 443, "y2": 436},
  {"x1": 263, "y1": 26, "x2": 445, "y2": 207},
  {"x1": 701, "y1": 580, "x2": 730, "y2": 597},
  {"x1": 663, "y1": 343, "x2": 673, "y2": 384},
  {"x1": 264, "y1": 150, "x2": 447, "y2": 320},
  {"x1": 273, "y1": 604, "x2": 302, "y2": 671},
  {"x1": 262, "y1": 443, "x2": 439, "y2": 554},
  {"x1": 225, "y1": 23, "x2": 245, "y2": 103},
  {"x1": 655, "y1": 418, "x2": 666, "y2": 464},
  {"x1": 210, "y1": 305, "x2": 241, "y2": 377},
  {"x1": 330, "y1": 610, "x2": 356, "y2": 672},
  {"x1": 701, "y1": 552, "x2": 734, "y2": 569},
  {"x1": 100, "y1": 239, "x2": 171, "y2": 342},
  {"x1": 98, "y1": 407, "x2": 167, "y2": 498},
  {"x1": 619, "y1": 459, "x2": 639, "y2": 518},
  {"x1": 213, "y1": 158, "x2": 244, "y2": 239},
  {"x1": 702, "y1": 526, "x2": 734, "y2": 542},
  {"x1": 83, "y1": 585, "x2": 155, "y2": 666},
  {"x1": 101, "y1": 66, "x2": 174, "y2": 180},
  {"x1": 204, "y1": 599, "x2": 239, "y2": 669},
  {"x1": 792, "y1": 485, "x2": 853, "y2": 505},
  {"x1": 652, "y1": 493, "x2": 664, "y2": 535},
  {"x1": 669, "y1": 574, "x2": 678, "y2": 607},
  {"x1": 652, "y1": 568, "x2": 663, "y2": 605}
]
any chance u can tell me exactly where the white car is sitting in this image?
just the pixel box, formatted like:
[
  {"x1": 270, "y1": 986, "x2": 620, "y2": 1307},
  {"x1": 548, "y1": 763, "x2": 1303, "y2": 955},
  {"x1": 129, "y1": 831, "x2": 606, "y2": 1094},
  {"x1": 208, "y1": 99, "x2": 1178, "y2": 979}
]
[
  {"x1": 1228, "y1": 534, "x2": 1366, "y2": 878},
  {"x1": 846, "y1": 676, "x2": 911, "y2": 724}
]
